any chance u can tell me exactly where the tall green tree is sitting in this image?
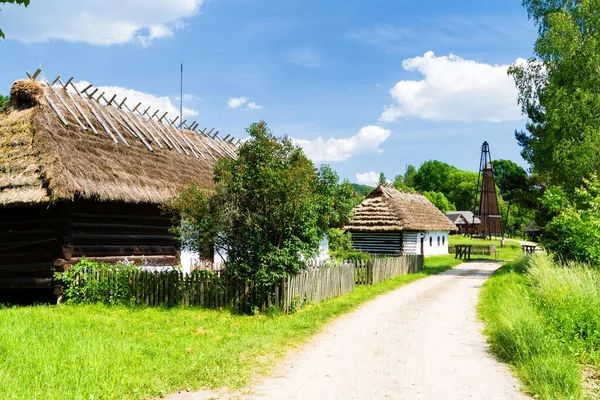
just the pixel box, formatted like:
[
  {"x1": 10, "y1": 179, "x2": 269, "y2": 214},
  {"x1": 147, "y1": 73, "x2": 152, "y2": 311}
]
[
  {"x1": 377, "y1": 172, "x2": 387, "y2": 186},
  {"x1": 492, "y1": 159, "x2": 529, "y2": 201},
  {"x1": 167, "y1": 122, "x2": 355, "y2": 290},
  {"x1": 510, "y1": 0, "x2": 600, "y2": 193},
  {"x1": 403, "y1": 165, "x2": 417, "y2": 188},
  {"x1": 423, "y1": 191, "x2": 455, "y2": 213},
  {"x1": 0, "y1": 0, "x2": 30, "y2": 39},
  {"x1": 0, "y1": 95, "x2": 8, "y2": 112},
  {"x1": 446, "y1": 169, "x2": 479, "y2": 211},
  {"x1": 413, "y1": 160, "x2": 456, "y2": 194}
]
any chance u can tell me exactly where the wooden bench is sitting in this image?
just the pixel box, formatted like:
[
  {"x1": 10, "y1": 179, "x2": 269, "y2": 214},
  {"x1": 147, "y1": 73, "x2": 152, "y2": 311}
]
[
  {"x1": 522, "y1": 245, "x2": 538, "y2": 255},
  {"x1": 455, "y1": 245, "x2": 472, "y2": 260}
]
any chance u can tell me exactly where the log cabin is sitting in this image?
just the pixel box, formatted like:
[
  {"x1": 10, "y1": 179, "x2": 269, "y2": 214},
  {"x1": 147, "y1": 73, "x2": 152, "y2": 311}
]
[
  {"x1": 344, "y1": 186, "x2": 458, "y2": 256},
  {"x1": 0, "y1": 75, "x2": 235, "y2": 301}
]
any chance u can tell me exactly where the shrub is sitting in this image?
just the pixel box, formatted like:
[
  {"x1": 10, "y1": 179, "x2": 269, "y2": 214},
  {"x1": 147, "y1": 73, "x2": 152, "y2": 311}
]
[
  {"x1": 330, "y1": 250, "x2": 372, "y2": 262},
  {"x1": 327, "y1": 228, "x2": 352, "y2": 253},
  {"x1": 541, "y1": 175, "x2": 600, "y2": 264},
  {"x1": 55, "y1": 257, "x2": 137, "y2": 305}
]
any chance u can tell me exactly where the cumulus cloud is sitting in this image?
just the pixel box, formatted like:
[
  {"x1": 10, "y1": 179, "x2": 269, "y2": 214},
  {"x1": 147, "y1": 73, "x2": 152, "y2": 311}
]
[
  {"x1": 380, "y1": 51, "x2": 524, "y2": 123},
  {"x1": 228, "y1": 97, "x2": 263, "y2": 110},
  {"x1": 72, "y1": 81, "x2": 199, "y2": 118},
  {"x1": 228, "y1": 97, "x2": 247, "y2": 109},
  {"x1": 355, "y1": 171, "x2": 381, "y2": 186},
  {"x1": 247, "y1": 102, "x2": 263, "y2": 110},
  {"x1": 295, "y1": 125, "x2": 390, "y2": 163},
  {"x1": 1, "y1": 0, "x2": 203, "y2": 45}
]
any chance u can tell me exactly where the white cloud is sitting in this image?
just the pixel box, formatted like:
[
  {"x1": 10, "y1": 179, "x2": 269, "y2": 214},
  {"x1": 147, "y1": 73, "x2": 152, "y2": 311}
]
[
  {"x1": 247, "y1": 102, "x2": 263, "y2": 110},
  {"x1": 380, "y1": 51, "x2": 524, "y2": 123},
  {"x1": 228, "y1": 97, "x2": 262, "y2": 110},
  {"x1": 228, "y1": 97, "x2": 247, "y2": 109},
  {"x1": 355, "y1": 171, "x2": 380, "y2": 186},
  {"x1": 287, "y1": 48, "x2": 322, "y2": 68},
  {"x1": 1, "y1": 0, "x2": 203, "y2": 45},
  {"x1": 72, "y1": 81, "x2": 199, "y2": 119},
  {"x1": 295, "y1": 125, "x2": 390, "y2": 163}
]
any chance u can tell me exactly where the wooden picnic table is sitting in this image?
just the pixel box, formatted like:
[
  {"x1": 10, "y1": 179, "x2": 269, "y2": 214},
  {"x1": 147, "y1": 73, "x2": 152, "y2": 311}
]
[
  {"x1": 455, "y1": 245, "x2": 472, "y2": 260},
  {"x1": 521, "y1": 245, "x2": 538, "y2": 255}
]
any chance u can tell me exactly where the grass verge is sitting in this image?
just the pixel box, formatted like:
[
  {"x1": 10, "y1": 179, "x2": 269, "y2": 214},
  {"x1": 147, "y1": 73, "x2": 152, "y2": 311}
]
[
  {"x1": 0, "y1": 256, "x2": 462, "y2": 400},
  {"x1": 478, "y1": 254, "x2": 600, "y2": 399}
]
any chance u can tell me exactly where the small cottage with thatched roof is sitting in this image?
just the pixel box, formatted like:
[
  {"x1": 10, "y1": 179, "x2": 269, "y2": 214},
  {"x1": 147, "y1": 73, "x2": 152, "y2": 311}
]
[
  {"x1": 0, "y1": 72, "x2": 236, "y2": 299},
  {"x1": 344, "y1": 186, "x2": 458, "y2": 256}
]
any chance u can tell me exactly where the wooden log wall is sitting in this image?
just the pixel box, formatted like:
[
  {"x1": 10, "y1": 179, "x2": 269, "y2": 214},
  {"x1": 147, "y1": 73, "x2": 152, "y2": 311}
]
[
  {"x1": 0, "y1": 206, "x2": 58, "y2": 290},
  {"x1": 66, "y1": 200, "x2": 180, "y2": 266},
  {"x1": 350, "y1": 231, "x2": 403, "y2": 255}
]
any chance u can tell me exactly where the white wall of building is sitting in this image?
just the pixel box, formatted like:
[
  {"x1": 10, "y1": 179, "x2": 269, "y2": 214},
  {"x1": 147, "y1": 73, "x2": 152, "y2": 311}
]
[{"x1": 422, "y1": 230, "x2": 450, "y2": 256}]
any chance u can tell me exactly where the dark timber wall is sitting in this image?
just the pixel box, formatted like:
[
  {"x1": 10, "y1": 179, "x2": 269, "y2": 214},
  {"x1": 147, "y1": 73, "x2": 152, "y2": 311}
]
[
  {"x1": 350, "y1": 231, "x2": 403, "y2": 255},
  {"x1": 0, "y1": 206, "x2": 58, "y2": 292},
  {"x1": 0, "y1": 200, "x2": 180, "y2": 300}
]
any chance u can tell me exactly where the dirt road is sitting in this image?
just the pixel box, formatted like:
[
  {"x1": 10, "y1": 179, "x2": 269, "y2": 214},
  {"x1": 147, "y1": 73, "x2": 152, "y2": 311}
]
[{"x1": 169, "y1": 261, "x2": 526, "y2": 400}]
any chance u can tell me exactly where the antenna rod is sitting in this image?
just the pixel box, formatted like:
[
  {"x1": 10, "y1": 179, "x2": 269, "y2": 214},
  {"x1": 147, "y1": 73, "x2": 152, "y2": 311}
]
[{"x1": 180, "y1": 63, "x2": 183, "y2": 130}]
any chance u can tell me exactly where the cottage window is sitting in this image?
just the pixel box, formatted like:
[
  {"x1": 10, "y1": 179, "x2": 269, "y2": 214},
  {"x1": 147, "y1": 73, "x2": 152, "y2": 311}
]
[
  {"x1": 442, "y1": 236, "x2": 445, "y2": 245},
  {"x1": 437, "y1": 236, "x2": 440, "y2": 246},
  {"x1": 429, "y1": 236, "x2": 432, "y2": 247}
]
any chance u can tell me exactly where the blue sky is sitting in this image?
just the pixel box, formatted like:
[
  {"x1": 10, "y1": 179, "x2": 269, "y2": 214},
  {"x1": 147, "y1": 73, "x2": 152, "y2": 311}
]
[{"x1": 0, "y1": 0, "x2": 537, "y2": 185}]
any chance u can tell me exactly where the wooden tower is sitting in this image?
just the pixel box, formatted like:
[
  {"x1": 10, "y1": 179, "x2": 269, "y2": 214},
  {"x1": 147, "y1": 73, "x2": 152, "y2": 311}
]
[{"x1": 473, "y1": 141, "x2": 503, "y2": 238}]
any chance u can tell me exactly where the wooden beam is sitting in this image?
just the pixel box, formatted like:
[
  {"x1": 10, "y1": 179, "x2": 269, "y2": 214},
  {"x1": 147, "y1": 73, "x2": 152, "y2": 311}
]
[
  {"x1": 44, "y1": 92, "x2": 69, "y2": 126},
  {"x1": 44, "y1": 80, "x2": 87, "y2": 130},
  {"x1": 31, "y1": 69, "x2": 42, "y2": 81},
  {"x1": 68, "y1": 81, "x2": 117, "y2": 143},
  {"x1": 58, "y1": 78, "x2": 98, "y2": 135}
]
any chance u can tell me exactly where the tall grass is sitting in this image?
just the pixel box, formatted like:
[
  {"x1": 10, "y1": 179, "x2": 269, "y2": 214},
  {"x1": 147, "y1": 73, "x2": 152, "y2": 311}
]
[{"x1": 479, "y1": 253, "x2": 600, "y2": 399}]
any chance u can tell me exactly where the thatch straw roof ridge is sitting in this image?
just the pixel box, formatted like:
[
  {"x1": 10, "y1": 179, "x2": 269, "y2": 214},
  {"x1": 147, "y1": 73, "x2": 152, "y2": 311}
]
[
  {"x1": 0, "y1": 79, "x2": 236, "y2": 206},
  {"x1": 344, "y1": 185, "x2": 458, "y2": 232}
]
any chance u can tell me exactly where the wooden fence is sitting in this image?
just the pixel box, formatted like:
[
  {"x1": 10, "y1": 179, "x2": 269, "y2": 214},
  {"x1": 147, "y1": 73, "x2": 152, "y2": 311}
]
[
  {"x1": 280, "y1": 264, "x2": 355, "y2": 313},
  {"x1": 64, "y1": 255, "x2": 423, "y2": 313},
  {"x1": 354, "y1": 255, "x2": 423, "y2": 285}
]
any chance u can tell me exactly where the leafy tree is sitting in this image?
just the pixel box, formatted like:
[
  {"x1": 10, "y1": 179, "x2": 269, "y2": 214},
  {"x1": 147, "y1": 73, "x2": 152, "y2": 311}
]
[
  {"x1": 0, "y1": 95, "x2": 8, "y2": 112},
  {"x1": 540, "y1": 175, "x2": 600, "y2": 264},
  {"x1": 413, "y1": 160, "x2": 456, "y2": 194},
  {"x1": 403, "y1": 165, "x2": 417, "y2": 188},
  {"x1": 510, "y1": 0, "x2": 600, "y2": 193},
  {"x1": 351, "y1": 183, "x2": 373, "y2": 202},
  {"x1": 493, "y1": 160, "x2": 529, "y2": 200},
  {"x1": 167, "y1": 122, "x2": 355, "y2": 291},
  {"x1": 327, "y1": 228, "x2": 352, "y2": 253},
  {"x1": 446, "y1": 169, "x2": 479, "y2": 210},
  {"x1": 423, "y1": 191, "x2": 455, "y2": 213},
  {"x1": 0, "y1": 0, "x2": 30, "y2": 39},
  {"x1": 377, "y1": 172, "x2": 387, "y2": 186}
]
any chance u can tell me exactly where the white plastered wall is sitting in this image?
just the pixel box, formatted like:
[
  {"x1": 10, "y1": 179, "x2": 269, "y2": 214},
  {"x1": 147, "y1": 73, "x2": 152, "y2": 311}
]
[{"x1": 422, "y1": 230, "x2": 450, "y2": 256}]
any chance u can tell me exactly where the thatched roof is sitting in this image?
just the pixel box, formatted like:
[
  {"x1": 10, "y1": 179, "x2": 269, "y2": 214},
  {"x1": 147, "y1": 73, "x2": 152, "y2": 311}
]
[
  {"x1": 1, "y1": 77, "x2": 237, "y2": 206},
  {"x1": 344, "y1": 186, "x2": 458, "y2": 232}
]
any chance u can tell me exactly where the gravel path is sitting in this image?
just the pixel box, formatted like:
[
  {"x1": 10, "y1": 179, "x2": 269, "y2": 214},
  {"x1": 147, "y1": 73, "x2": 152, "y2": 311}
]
[{"x1": 168, "y1": 261, "x2": 527, "y2": 400}]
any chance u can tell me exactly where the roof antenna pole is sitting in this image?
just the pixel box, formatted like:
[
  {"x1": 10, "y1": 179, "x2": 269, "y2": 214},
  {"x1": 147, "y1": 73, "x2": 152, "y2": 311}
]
[{"x1": 180, "y1": 62, "x2": 183, "y2": 130}]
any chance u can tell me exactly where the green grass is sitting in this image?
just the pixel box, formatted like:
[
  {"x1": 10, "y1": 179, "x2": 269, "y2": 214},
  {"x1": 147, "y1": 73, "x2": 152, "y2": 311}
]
[
  {"x1": 449, "y1": 235, "x2": 523, "y2": 260},
  {"x1": 0, "y1": 256, "x2": 461, "y2": 400},
  {"x1": 478, "y1": 253, "x2": 600, "y2": 399}
]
